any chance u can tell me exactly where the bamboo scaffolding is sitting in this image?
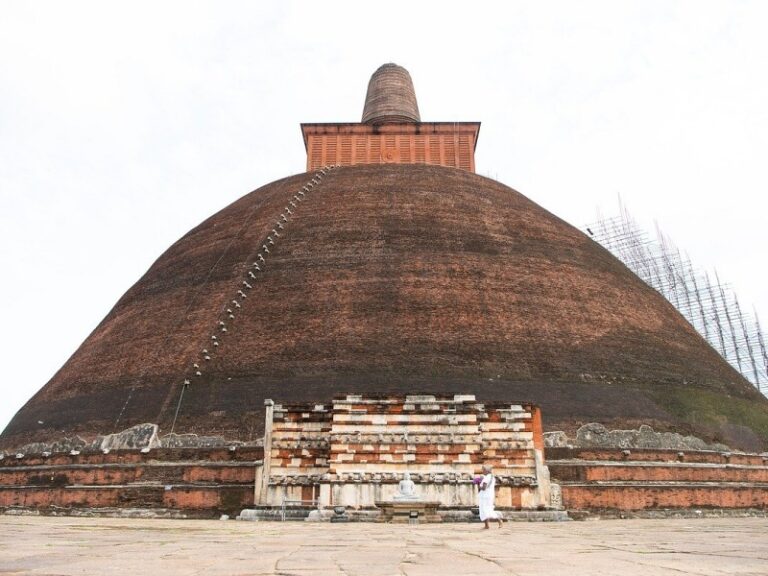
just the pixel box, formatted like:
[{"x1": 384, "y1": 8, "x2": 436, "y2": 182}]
[{"x1": 585, "y1": 206, "x2": 766, "y2": 395}]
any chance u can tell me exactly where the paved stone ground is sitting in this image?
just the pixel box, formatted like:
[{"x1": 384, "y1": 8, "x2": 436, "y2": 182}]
[{"x1": 1, "y1": 516, "x2": 767, "y2": 575}]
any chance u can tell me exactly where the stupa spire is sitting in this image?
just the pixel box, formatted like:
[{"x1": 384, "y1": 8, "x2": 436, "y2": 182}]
[
  {"x1": 361, "y1": 63, "x2": 420, "y2": 125},
  {"x1": 301, "y1": 63, "x2": 479, "y2": 172}
]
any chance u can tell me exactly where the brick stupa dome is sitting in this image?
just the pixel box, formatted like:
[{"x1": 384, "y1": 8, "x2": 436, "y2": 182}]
[{"x1": 3, "y1": 65, "x2": 767, "y2": 452}]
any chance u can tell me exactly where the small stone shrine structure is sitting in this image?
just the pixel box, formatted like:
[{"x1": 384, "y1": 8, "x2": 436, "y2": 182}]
[
  {"x1": 375, "y1": 471, "x2": 442, "y2": 522},
  {"x1": 255, "y1": 395, "x2": 555, "y2": 518}
]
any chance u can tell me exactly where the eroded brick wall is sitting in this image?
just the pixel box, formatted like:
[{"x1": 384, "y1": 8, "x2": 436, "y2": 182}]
[
  {"x1": 265, "y1": 395, "x2": 551, "y2": 508},
  {"x1": 0, "y1": 447, "x2": 262, "y2": 516},
  {"x1": 548, "y1": 448, "x2": 768, "y2": 511}
]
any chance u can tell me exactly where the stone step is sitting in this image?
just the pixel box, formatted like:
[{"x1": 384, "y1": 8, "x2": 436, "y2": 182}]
[
  {"x1": 549, "y1": 460, "x2": 768, "y2": 483},
  {"x1": 560, "y1": 481, "x2": 768, "y2": 511},
  {"x1": 0, "y1": 462, "x2": 258, "y2": 486},
  {"x1": 546, "y1": 448, "x2": 766, "y2": 466},
  {"x1": 0, "y1": 447, "x2": 264, "y2": 467},
  {"x1": 236, "y1": 507, "x2": 570, "y2": 522},
  {"x1": 0, "y1": 484, "x2": 253, "y2": 514}
]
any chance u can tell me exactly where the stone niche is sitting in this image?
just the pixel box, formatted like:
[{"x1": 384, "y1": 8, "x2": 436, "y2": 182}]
[{"x1": 256, "y1": 395, "x2": 555, "y2": 511}]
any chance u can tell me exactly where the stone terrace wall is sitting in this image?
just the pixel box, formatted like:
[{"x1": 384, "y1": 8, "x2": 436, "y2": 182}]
[
  {"x1": 262, "y1": 395, "x2": 552, "y2": 509},
  {"x1": 547, "y1": 447, "x2": 768, "y2": 513},
  {"x1": 0, "y1": 447, "x2": 263, "y2": 517},
  {"x1": 264, "y1": 401, "x2": 332, "y2": 504}
]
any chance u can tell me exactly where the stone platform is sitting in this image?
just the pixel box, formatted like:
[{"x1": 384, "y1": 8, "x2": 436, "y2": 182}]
[
  {"x1": 3, "y1": 441, "x2": 767, "y2": 518},
  {"x1": 236, "y1": 505, "x2": 569, "y2": 522},
  {"x1": 548, "y1": 447, "x2": 768, "y2": 512},
  {"x1": 0, "y1": 447, "x2": 262, "y2": 517},
  {"x1": 2, "y1": 515, "x2": 767, "y2": 575},
  {"x1": 375, "y1": 500, "x2": 442, "y2": 523}
]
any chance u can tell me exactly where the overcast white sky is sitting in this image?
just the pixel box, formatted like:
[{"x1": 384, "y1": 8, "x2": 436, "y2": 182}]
[{"x1": 1, "y1": 1, "x2": 766, "y2": 434}]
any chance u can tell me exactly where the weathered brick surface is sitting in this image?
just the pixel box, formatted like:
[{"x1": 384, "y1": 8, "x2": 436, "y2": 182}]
[
  {"x1": 361, "y1": 63, "x2": 420, "y2": 125},
  {"x1": 268, "y1": 396, "x2": 540, "y2": 479},
  {"x1": 0, "y1": 485, "x2": 253, "y2": 514},
  {"x1": 263, "y1": 395, "x2": 551, "y2": 509},
  {"x1": 3, "y1": 164, "x2": 765, "y2": 452},
  {"x1": 0, "y1": 449, "x2": 258, "y2": 514},
  {"x1": 546, "y1": 448, "x2": 766, "y2": 466},
  {"x1": 0, "y1": 448, "x2": 263, "y2": 467},
  {"x1": 550, "y1": 462, "x2": 768, "y2": 483},
  {"x1": 561, "y1": 484, "x2": 768, "y2": 511},
  {"x1": 162, "y1": 486, "x2": 253, "y2": 513},
  {"x1": 549, "y1": 447, "x2": 768, "y2": 511}
]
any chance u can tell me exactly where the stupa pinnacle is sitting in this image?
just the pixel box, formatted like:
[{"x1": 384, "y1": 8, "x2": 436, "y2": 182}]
[
  {"x1": 302, "y1": 63, "x2": 479, "y2": 172},
  {"x1": 361, "y1": 63, "x2": 421, "y2": 124}
]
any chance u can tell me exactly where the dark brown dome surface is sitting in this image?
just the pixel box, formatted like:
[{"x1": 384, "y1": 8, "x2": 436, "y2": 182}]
[{"x1": 3, "y1": 164, "x2": 767, "y2": 450}]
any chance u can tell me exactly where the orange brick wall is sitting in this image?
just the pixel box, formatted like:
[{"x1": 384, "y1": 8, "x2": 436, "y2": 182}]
[
  {"x1": 545, "y1": 448, "x2": 766, "y2": 466},
  {"x1": 301, "y1": 123, "x2": 479, "y2": 172},
  {"x1": 0, "y1": 448, "x2": 260, "y2": 516},
  {"x1": 269, "y1": 396, "x2": 541, "y2": 480},
  {"x1": 0, "y1": 485, "x2": 254, "y2": 514},
  {"x1": 548, "y1": 448, "x2": 768, "y2": 512},
  {"x1": 561, "y1": 485, "x2": 768, "y2": 511},
  {"x1": 550, "y1": 463, "x2": 768, "y2": 483}
]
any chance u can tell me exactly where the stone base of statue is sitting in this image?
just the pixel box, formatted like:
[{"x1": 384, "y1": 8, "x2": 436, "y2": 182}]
[
  {"x1": 329, "y1": 506, "x2": 350, "y2": 523},
  {"x1": 375, "y1": 500, "x2": 442, "y2": 523}
]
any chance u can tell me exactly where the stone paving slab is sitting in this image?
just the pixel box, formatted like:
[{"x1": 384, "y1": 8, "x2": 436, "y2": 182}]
[{"x1": 0, "y1": 516, "x2": 766, "y2": 575}]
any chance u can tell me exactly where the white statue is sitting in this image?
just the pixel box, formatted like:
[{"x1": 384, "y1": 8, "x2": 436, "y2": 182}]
[{"x1": 394, "y1": 472, "x2": 419, "y2": 500}]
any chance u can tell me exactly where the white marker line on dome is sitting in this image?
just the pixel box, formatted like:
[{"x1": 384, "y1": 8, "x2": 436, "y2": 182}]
[{"x1": 169, "y1": 168, "x2": 335, "y2": 430}]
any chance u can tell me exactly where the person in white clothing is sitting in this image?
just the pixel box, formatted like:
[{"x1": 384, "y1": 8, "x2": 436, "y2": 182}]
[{"x1": 478, "y1": 464, "x2": 504, "y2": 529}]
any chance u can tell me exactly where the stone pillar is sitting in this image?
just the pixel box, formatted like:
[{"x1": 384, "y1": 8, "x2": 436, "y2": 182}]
[
  {"x1": 531, "y1": 405, "x2": 552, "y2": 507},
  {"x1": 318, "y1": 483, "x2": 332, "y2": 508},
  {"x1": 257, "y1": 399, "x2": 274, "y2": 505}
]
